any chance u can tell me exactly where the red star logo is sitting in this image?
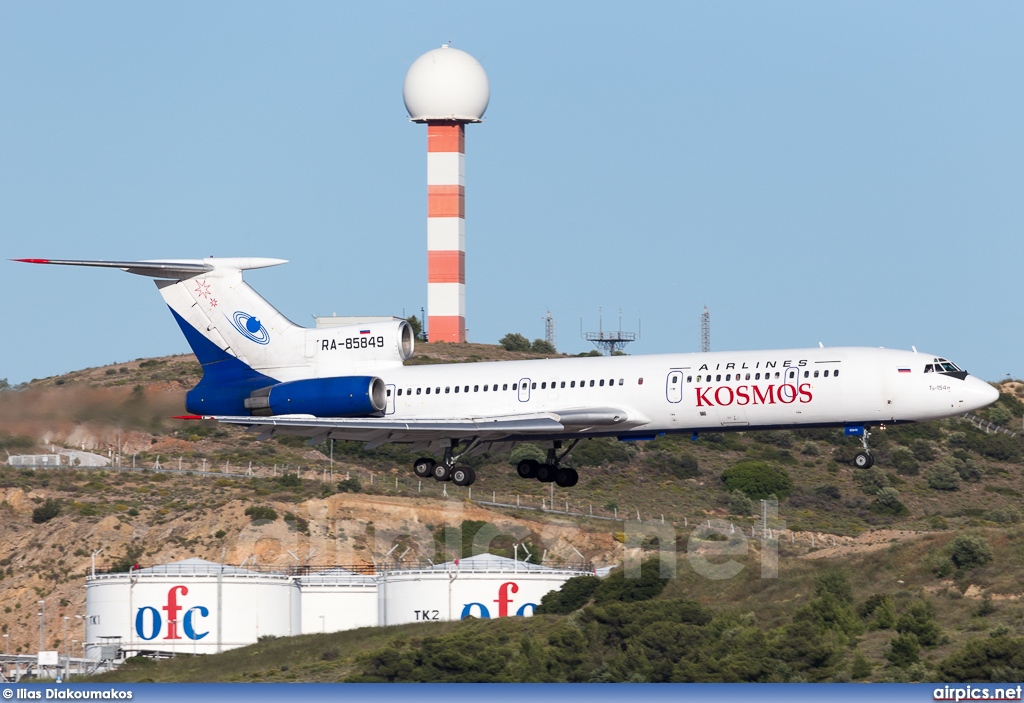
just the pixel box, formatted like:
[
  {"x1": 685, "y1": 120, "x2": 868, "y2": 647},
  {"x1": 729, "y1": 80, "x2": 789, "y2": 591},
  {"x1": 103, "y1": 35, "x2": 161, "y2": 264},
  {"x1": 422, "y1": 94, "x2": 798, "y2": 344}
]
[
  {"x1": 208, "y1": 298, "x2": 218, "y2": 308},
  {"x1": 194, "y1": 280, "x2": 211, "y2": 299}
]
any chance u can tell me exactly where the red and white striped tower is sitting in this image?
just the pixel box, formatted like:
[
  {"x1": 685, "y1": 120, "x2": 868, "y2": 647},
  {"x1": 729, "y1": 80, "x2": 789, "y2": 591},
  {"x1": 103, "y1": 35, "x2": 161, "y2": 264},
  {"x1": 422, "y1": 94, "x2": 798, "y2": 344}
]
[{"x1": 404, "y1": 46, "x2": 489, "y2": 343}]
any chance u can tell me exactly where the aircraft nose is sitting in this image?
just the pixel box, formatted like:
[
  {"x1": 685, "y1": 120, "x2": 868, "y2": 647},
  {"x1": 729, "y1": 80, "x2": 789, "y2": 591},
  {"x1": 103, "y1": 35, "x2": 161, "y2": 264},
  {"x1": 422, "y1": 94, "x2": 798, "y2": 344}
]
[{"x1": 966, "y1": 377, "x2": 999, "y2": 412}]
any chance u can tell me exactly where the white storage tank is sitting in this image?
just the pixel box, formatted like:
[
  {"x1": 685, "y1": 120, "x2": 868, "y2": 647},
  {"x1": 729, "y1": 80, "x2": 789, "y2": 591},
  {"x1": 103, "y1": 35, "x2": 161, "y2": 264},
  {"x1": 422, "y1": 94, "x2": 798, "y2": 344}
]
[
  {"x1": 378, "y1": 554, "x2": 589, "y2": 626},
  {"x1": 85, "y1": 558, "x2": 297, "y2": 657},
  {"x1": 296, "y1": 567, "x2": 378, "y2": 634}
]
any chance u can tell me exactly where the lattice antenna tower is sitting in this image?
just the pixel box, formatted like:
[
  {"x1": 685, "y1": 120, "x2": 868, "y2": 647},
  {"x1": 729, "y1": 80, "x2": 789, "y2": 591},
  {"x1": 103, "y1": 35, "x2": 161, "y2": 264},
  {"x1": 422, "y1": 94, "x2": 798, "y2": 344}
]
[
  {"x1": 543, "y1": 309, "x2": 556, "y2": 347},
  {"x1": 582, "y1": 307, "x2": 639, "y2": 355},
  {"x1": 700, "y1": 305, "x2": 711, "y2": 353}
]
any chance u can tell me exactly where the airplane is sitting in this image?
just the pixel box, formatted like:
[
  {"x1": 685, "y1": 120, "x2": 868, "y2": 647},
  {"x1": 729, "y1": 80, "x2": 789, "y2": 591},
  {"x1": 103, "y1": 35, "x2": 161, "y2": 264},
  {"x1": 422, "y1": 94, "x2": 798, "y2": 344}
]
[{"x1": 15, "y1": 257, "x2": 1000, "y2": 488}]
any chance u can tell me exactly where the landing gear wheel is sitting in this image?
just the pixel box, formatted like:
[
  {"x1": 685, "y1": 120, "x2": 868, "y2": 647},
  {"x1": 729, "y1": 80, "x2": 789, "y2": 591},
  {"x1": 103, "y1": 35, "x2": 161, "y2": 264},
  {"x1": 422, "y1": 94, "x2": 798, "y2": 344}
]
[
  {"x1": 452, "y1": 467, "x2": 476, "y2": 487},
  {"x1": 536, "y1": 463, "x2": 557, "y2": 483},
  {"x1": 433, "y1": 463, "x2": 453, "y2": 482},
  {"x1": 413, "y1": 457, "x2": 436, "y2": 478},
  {"x1": 517, "y1": 459, "x2": 539, "y2": 479},
  {"x1": 554, "y1": 467, "x2": 578, "y2": 488},
  {"x1": 853, "y1": 452, "x2": 874, "y2": 469}
]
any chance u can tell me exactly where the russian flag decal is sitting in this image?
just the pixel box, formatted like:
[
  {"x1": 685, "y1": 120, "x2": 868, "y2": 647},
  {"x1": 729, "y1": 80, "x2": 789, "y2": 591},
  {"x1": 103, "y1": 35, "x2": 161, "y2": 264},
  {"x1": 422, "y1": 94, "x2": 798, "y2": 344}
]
[
  {"x1": 359, "y1": 329, "x2": 371, "y2": 334},
  {"x1": 898, "y1": 368, "x2": 911, "y2": 373}
]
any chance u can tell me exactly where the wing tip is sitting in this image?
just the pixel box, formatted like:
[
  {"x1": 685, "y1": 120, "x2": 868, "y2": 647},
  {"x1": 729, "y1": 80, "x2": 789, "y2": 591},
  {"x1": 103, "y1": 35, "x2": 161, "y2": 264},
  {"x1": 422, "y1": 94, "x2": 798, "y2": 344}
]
[{"x1": 12, "y1": 258, "x2": 50, "y2": 264}]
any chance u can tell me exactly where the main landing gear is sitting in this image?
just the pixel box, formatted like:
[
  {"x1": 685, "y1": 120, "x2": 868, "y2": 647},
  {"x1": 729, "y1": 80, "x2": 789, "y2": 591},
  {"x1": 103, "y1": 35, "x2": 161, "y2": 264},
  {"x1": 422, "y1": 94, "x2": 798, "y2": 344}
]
[
  {"x1": 516, "y1": 440, "x2": 580, "y2": 488},
  {"x1": 853, "y1": 428, "x2": 874, "y2": 469},
  {"x1": 412, "y1": 439, "x2": 478, "y2": 487}
]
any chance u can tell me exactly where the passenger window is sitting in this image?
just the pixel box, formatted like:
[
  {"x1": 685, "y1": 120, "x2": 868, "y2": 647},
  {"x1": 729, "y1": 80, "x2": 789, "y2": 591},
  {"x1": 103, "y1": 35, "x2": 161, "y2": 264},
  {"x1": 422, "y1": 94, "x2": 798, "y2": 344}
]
[
  {"x1": 541, "y1": 382, "x2": 547, "y2": 389},
  {"x1": 454, "y1": 386, "x2": 459, "y2": 393},
  {"x1": 823, "y1": 370, "x2": 829, "y2": 377},
  {"x1": 426, "y1": 388, "x2": 431, "y2": 394},
  {"x1": 687, "y1": 376, "x2": 692, "y2": 383},
  {"x1": 803, "y1": 371, "x2": 809, "y2": 378},
  {"x1": 599, "y1": 379, "x2": 605, "y2": 387},
  {"x1": 387, "y1": 389, "x2": 392, "y2": 396},
  {"x1": 416, "y1": 388, "x2": 421, "y2": 395},
  {"x1": 483, "y1": 385, "x2": 488, "y2": 391},
  {"x1": 725, "y1": 374, "x2": 731, "y2": 381},
  {"x1": 397, "y1": 389, "x2": 402, "y2": 396},
  {"x1": 618, "y1": 379, "x2": 623, "y2": 385},
  {"x1": 473, "y1": 385, "x2": 479, "y2": 392},
  {"x1": 531, "y1": 382, "x2": 537, "y2": 389},
  {"x1": 512, "y1": 383, "x2": 517, "y2": 390},
  {"x1": 745, "y1": 373, "x2": 750, "y2": 380},
  {"x1": 834, "y1": 369, "x2": 839, "y2": 377},
  {"x1": 503, "y1": 384, "x2": 508, "y2": 390},
  {"x1": 561, "y1": 381, "x2": 566, "y2": 388},
  {"x1": 755, "y1": 373, "x2": 760, "y2": 380},
  {"x1": 570, "y1": 381, "x2": 576, "y2": 388},
  {"x1": 774, "y1": 372, "x2": 780, "y2": 379},
  {"x1": 589, "y1": 380, "x2": 594, "y2": 387},
  {"x1": 716, "y1": 375, "x2": 721, "y2": 382},
  {"x1": 813, "y1": 370, "x2": 819, "y2": 378},
  {"x1": 436, "y1": 388, "x2": 440, "y2": 394}
]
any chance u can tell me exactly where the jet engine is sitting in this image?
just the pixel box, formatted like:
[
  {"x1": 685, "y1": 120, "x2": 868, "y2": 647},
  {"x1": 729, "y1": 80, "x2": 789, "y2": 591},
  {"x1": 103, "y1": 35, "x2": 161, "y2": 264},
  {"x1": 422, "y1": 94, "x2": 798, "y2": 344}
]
[{"x1": 243, "y1": 376, "x2": 387, "y2": 417}]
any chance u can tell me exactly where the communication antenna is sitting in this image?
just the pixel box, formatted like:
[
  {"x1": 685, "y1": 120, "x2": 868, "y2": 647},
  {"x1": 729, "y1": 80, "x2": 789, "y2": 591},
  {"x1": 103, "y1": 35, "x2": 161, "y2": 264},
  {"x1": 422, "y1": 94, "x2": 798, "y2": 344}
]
[
  {"x1": 542, "y1": 309, "x2": 556, "y2": 347},
  {"x1": 700, "y1": 305, "x2": 711, "y2": 353},
  {"x1": 582, "y1": 307, "x2": 639, "y2": 355}
]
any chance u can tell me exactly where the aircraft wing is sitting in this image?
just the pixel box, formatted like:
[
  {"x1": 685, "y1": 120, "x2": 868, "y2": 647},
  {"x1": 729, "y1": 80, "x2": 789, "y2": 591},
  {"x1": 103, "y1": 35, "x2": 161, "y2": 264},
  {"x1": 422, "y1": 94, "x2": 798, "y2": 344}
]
[{"x1": 206, "y1": 406, "x2": 643, "y2": 448}]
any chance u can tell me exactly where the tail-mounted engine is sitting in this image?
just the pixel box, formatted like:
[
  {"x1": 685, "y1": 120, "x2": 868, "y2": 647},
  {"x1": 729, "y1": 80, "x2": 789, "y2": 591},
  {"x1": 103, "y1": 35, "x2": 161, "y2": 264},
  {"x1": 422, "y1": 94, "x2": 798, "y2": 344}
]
[
  {"x1": 244, "y1": 376, "x2": 386, "y2": 417},
  {"x1": 308, "y1": 319, "x2": 414, "y2": 372}
]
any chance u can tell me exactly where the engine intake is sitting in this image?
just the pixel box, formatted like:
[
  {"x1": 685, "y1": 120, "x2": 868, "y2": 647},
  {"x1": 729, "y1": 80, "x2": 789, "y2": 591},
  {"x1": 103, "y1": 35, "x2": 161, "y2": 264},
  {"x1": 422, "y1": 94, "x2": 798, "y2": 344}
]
[{"x1": 244, "y1": 376, "x2": 386, "y2": 417}]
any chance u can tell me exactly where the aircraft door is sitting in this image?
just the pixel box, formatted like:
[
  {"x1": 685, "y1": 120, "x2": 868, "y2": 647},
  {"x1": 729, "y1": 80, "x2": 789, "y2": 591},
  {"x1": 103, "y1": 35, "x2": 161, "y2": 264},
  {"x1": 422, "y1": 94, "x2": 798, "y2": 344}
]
[
  {"x1": 518, "y1": 378, "x2": 531, "y2": 402},
  {"x1": 781, "y1": 368, "x2": 800, "y2": 403},
  {"x1": 666, "y1": 371, "x2": 683, "y2": 403},
  {"x1": 385, "y1": 384, "x2": 396, "y2": 415}
]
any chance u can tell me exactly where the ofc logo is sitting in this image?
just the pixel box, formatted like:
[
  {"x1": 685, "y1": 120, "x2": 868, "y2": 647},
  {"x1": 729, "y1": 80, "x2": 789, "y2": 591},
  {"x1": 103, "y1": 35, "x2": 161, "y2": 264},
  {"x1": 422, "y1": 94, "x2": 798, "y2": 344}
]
[
  {"x1": 460, "y1": 582, "x2": 537, "y2": 619},
  {"x1": 135, "y1": 585, "x2": 209, "y2": 641}
]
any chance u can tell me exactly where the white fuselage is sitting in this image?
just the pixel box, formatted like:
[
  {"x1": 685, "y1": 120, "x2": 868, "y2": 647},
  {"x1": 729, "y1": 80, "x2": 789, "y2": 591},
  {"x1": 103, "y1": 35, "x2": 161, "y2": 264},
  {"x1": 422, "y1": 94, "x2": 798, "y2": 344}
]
[{"x1": 373, "y1": 346, "x2": 996, "y2": 438}]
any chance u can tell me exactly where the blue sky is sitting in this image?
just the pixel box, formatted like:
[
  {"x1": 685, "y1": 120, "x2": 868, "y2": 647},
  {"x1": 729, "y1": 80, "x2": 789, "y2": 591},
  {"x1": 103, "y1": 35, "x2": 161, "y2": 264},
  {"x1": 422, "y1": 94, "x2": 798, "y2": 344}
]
[{"x1": 2, "y1": 2, "x2": 1022, "y2": 385}]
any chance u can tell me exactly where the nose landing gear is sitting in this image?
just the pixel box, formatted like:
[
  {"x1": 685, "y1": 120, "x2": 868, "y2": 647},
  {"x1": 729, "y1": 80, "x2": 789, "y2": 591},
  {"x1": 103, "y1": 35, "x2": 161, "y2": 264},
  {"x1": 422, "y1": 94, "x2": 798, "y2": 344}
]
[{"x1": 851, "y1": 427, "x2": 874, "y2": 468}]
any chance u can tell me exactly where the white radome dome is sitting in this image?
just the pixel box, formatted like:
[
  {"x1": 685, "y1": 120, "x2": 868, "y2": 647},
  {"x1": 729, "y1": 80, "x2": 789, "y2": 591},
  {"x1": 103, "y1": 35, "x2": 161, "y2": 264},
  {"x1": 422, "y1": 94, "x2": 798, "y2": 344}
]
[{"x1": 403, "y1": 45, "x2": 489, "y2": 122}]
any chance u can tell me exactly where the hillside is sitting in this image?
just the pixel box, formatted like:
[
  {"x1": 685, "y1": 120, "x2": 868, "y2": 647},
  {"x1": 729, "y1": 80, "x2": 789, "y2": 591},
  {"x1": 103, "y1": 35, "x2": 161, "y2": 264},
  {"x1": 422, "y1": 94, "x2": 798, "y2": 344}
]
[{"x1": 1, "y1": 344, "x2": 1023, "y2": 680}]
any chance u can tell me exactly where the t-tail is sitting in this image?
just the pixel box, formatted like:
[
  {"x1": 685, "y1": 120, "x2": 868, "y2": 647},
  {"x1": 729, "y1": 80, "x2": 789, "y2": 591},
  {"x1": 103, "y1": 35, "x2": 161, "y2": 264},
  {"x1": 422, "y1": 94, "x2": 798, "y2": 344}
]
[{"x1": 13, "y1": 258, "x2": 414, "y2": 416}]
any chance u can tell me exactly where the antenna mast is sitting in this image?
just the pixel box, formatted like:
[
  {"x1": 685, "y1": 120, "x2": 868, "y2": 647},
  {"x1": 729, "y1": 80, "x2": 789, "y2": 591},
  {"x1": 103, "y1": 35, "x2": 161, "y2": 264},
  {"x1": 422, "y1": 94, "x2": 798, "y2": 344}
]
[{"x1": 700, "y1": 305, "x2": 711, "y2": 353}]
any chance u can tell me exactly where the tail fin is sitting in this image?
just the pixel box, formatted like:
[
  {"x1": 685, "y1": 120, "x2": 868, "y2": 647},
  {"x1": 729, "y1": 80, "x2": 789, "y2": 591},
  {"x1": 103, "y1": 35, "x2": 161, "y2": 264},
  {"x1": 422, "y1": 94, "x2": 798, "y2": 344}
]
[{"x1": 14, "y1": 257, "x2": 311, "y2": 414}]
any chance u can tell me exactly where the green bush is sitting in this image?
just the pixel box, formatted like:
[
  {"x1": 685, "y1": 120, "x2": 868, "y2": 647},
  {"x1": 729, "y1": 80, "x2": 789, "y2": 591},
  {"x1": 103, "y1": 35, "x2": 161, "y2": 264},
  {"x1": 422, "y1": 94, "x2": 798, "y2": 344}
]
[
  {"x1": 277, "y1": 473, "x2": 301, "y2": 488},
  {"x1": 988, "y1": 506, "x2": 1021, "y2": 524},
  {"x1": 31, "y1": 498, "x2": 62, "y2": 524},
  {"x1": 887, "y1": 633, "x2": 921, "y2": 667},
  {"x1": 337, "y1": 477, "x2": 362, "y2": 493},
  {"x1": 939, "y1": 635, "x2": 1024, "y2": 681},
  {"x1": 910, "y1": 440, "x2": 937, "y2": 462},
  {"x1": 853, "y1": 467, "x2": 889, "y2": 495},
  {"x1": 889, "y1": 447, "x2": 919, "y2": 476},
  {"x1": 499, "y1": 333, "x2": 531, "y2": 352},
  {"x1": 535, "y1": 575, "x2": 600, "y2": 614},
  {"x1": 950, "y1": 534, "x2": 993, "y2": 570},
  {"x1": 530, "y1": 339, "x2": 556, "y2": 354},
  {"x1": 926, "y1": 465, "x2": 960, "y2": 491},
  {"x1": 728, "y1": 490, "x2": 754, "y2": 516},
  {"x1": 592, "y1": 559, "x2": 669, "y2": 604},
  {"x1": 871, "y1": 487, "x2": 908, "y2": 516},
  {"x1": 721, "y1": 461, "x2": 792, "y2": 500},
  {"x1": 509, "y1": 444, "x2": 545, "y2": 466},
  {"x1": 244, "y1": 505, "x2": 278, "y2": 522},
  {"x1": 896, "y1": 600, "x2": 942, "y2": 646}
]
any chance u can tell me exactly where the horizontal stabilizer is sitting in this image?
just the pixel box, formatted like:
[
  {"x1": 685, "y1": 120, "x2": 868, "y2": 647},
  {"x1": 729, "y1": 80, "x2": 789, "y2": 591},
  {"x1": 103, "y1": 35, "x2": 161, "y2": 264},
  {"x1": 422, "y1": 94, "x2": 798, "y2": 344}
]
[{"x1": 13, "y1": 257, "x2": 287, "y2": 279}]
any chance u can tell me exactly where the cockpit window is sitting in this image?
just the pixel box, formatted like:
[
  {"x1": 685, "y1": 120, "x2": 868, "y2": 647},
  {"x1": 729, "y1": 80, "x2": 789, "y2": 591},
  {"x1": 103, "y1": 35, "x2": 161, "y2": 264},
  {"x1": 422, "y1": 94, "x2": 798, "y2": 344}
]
[{"x1": 926, "y1": 358, "x2": 962, "y2": 373}]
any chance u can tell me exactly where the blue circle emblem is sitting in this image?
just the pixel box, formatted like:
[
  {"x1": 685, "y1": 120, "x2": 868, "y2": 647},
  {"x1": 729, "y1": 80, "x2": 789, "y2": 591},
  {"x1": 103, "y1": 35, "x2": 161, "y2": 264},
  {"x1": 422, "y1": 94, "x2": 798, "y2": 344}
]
[{"x1": 229, "y1": 311, "x2": 270, "y2": 345}]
